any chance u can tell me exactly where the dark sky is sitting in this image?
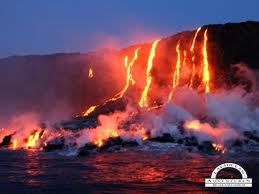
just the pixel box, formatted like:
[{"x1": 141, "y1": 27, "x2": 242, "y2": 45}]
[{"x1": 0, "y1": 0, "x2": 259, "y2": 58}]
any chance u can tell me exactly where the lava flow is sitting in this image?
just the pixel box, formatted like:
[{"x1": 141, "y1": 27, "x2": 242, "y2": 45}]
[
  {"x1": 139, "y1": 39, "x2": 160, "y2": 107},
  {"x1": 26, "y1": 131, "x2": 41, "y2": 149},
  {"x1": 112, "y1": 47, "x2": 140, "y2": 100},
  {"x1": 94, "y1": 128, "x2": 119, "y2": 148},
  {"x1": 83, "y1": 47, "x2": 140, "y2": 116},
  {"x1": 1, "y1": 24, "x2": 258, "y2": 157},
  {"x1": 83, "y1": 105, "x2": 97, "y2": 117},
  {"x1": 189, "y1": 27, "x2": 201, "y2": 88},
  {"x1": 202, "y1": 29, "x2": 210, "y2": 93},
  {"x1": 8, "y1": 130, "x2": 46, "y2": 150},
  {"x1": 88, "y1": 68, "x2": 93, "y2": 78},
  {"x1": 12, "y1": 139, "x2": 17, "y2": 150},
  {"x1": 168, "y1": 41, "x2": 181, "y2": 101}
]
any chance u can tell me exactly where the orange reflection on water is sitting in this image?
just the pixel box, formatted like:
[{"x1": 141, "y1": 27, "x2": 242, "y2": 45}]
[
  {"x1": 81, "y1": 151, "x2": 215, "y2": 187},
  {"x1": 23, "y1": 151, "x2": 45, "y2": 186}
]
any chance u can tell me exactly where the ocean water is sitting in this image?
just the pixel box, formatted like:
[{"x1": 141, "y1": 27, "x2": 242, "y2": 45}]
[{"x1": 0, "y1": 144, "x2": 258, "y2": 194}]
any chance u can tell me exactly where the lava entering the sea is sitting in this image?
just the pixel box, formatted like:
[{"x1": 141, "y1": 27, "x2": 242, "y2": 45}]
[{"x1": 0, "y1": 25, "x2": 258, "y2": 157}]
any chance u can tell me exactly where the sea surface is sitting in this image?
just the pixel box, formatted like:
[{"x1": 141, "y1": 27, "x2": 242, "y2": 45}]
[{"x1": 0, "y1": 143, "x2": 258, "y2": 194}]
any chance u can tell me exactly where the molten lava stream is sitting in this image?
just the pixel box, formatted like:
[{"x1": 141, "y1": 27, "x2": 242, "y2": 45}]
[
  {"x1": 112, "y1": 47, "x2": 140, "y2": 100},
  {"x1": 12, "y1": 139, "x2": 17, "y2": 150},
  {"x1": 168, "y1": 41, "x2": 181, "y2": 101},
  {"x1": 189, "y1": 27, "x2": 201, "y2": 88},
  {"x1": 82, "y1": 48, "x2": 140, "y2": 117},
  {"x1": 182, "y1": 50, "x2": 187, "y2": 67},
  {"x1": 202, "y1": 28, "x2": 210, "y2": 93},
  {"x1": 88, "y1": 68, "x2": 93, "y2": 78},
  {"x1": 27, "y1": 131, "x2": 40, "y2": 149},
  {"x1": 83, "y1": 105, "x2": 97, "y2": 117},
  {"x1": 93, "y1": 128, "x2": 119, "y2": 148},
  {"x1": 139, "y1": 39, "x2": 160, "y2": 108}
]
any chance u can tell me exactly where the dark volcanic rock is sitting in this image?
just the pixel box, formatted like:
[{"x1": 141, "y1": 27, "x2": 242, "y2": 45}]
[
  {"x1": 62, "y1": 97, "x2": 128, "y2": 130},
  {"x1": 78, "y1": 143, "x2": 98, "y2": 156},
  {"x1": 0, "y1": 50, "x2": 123, "y2": 119},
  {"x1": 243, "y1": 131, "x2": 259, "y2": 143},
  {"x1": 207, "y1": 21, "x2": 259, "y2": 89},
  {"x1": 183, "y1": 136, "x2": 199, "y2": 147},
  {"x1": 100, "y1": 137, "x2": 138, "y2": 151},
  {"x1": 225, "y1": 139, "x2": 244, "y2": 148},
  {"x1": 148, "y1": 133, "x2": 175, "y2": 143},
  {"x1": 78, "y1": 137, "x2": 139, "y2": 156},
  {"x1": 0, "y1": 135, "x2": 12, "y2": 147},
  {"x1": 43, "y1": 137, "x2": 65, "y2": 152},
  {"x1": 62, "y1": 117, "x2": 98, "y2": 130},
  {"x1": 176, "y1": 136, "x2": 222, "y2": 154},
  {"x1": 197, "y1": 141, "x2": 219, "y2": 155},
  {"x1": 177, "y1": 136, "x2": 199, "y2": 147},
  {"x1": 84, "y1": 97, "x2": 128, "y2": 118}
]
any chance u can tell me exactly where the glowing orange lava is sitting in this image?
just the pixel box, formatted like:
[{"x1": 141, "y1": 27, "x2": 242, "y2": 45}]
[
  {"x1": 182, "y1": 50, "x2": 187, "y2": 66},
  {"x1": 184, "y1": 120, "x2": 234, "y2": 153},
  {"x1": 26, "y1": 131, "x2": 41, "y2": 149},
  {"x1": 12, "y1": 139, "x2": 17, "y2": 150},
  {"x1": 190, "y1": 27, "x2": 201, "y2": 52},
  {"x1": 173, "y1": 41, "x2": 181, "y2": 88},
  {"x1": 83, "y1": 105, "x2": 97, "y2": 117},
  {"x1": 113, "y1": 47, "x2": 140, "y2": 100},
  {"x1": 142, "y1": 135, "x2": 148, "y2": 141},
  {"x1": 83, "y1": 48, "x2": 140, "y2": 116},
  {"x1": 94, "y1": 139, "x2": 104, "y2": 147},
  {"x1": 93, "y1": 128, "x2": 119, "y2": 148},
  {"x1": 202, "y1": 28, "x2": 210, "y2": 93},
  {"x1": 105, "y1": 128, "x2": 119, "y2": 138},
  {"x1": 185, "y1": 120, "x2": 200, "y2": 130},
  {"x1": 212, "y1": 143, "x2": 225, "y2": 153},
  {"x1": 139, "y1": 39, "x2": 160, "y2": 107},
  {"x1": 139, "y1": 127, "x2": 148, "y2": 141},
  {"x1": 88, "y1": 68, "x2": 93, "y2": 78},
  {"x1": 168, "y1": 41, "x2": 181, "y2": 101},
  {"x1": 189, "y1": 27, "x2": 201, "y2": 88}
]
